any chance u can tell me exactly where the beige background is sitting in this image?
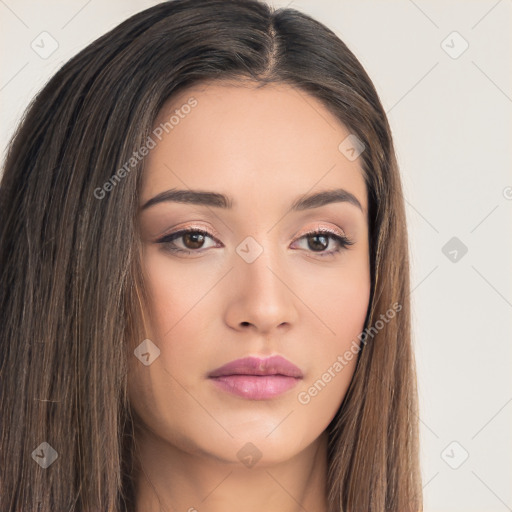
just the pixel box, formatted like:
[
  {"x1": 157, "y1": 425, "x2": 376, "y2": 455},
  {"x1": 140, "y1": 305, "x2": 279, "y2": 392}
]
[{"x1": 1, "y1": 1, "x2": 511, "y2": 510}]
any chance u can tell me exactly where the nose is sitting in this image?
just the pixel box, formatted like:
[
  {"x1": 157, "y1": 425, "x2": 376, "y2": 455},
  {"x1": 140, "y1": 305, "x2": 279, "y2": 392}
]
[{"x1": 223, "y1": 243, "x2": 299, "y2": 334}]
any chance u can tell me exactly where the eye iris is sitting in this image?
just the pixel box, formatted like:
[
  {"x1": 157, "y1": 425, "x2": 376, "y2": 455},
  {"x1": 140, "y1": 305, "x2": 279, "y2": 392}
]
[
  {"x1": 183, "y1": 232, "x2": 205, "y2": 249},
  {"x1": 308, "y1": 234, "x2": 328, "y2": 252}
]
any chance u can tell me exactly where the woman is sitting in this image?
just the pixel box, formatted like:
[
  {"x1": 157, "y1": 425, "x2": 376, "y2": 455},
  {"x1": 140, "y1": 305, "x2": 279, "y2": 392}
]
[{"x1": 0, "y1": 0, "x2": 422, "y2": 510}]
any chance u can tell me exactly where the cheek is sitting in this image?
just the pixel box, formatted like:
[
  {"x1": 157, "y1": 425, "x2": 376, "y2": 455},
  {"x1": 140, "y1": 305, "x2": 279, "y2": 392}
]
[
  {"x1": 295, "y1": 281, "x2": 369, "y2": 422},
  {"x1": 140, "y1": 249, "x2": 204, "y2": 338},
  {"x1": 298, "y1": 251, "x2": 371, "y2": 340},
  {"x1": 296, "y1": 256, "x2": 370, "y2": 401},
  {"x1": 133, "y1": 249, "x2": 215, "y2": 383},
  {"x1": 329, "y1": 277, "x2": 370, "y2": 339}
]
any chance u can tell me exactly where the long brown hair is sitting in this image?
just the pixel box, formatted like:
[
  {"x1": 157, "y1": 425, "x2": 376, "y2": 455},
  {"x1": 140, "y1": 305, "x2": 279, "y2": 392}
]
[{"x1": 0, "y1": 1, "x2": 422, "y2": 510}]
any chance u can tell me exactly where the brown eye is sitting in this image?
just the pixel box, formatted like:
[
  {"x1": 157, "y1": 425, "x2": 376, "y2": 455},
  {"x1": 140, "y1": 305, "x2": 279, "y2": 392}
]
[
  {"x1": 156, "y1": 228, "x2": 219, "y2": 254},
  {"x1": 292, "y1": 229, "x2": 354, "y2": 258},
  {"x1": 182, "y1": 232, "x2": 206, "y2": 249},
  {"x1": 306, "y1": 233, "x2": 329, "y2": 252}
]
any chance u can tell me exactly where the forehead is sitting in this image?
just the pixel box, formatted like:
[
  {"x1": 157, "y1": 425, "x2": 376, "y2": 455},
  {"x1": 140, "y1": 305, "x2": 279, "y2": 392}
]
[{"x1": 142, "y1": 81, "x2": 368, "y2": 216}]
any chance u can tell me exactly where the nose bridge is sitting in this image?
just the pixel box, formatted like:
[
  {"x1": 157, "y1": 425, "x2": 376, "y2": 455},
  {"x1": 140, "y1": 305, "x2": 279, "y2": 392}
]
[
  {"x1": 228, "y1": 233, "x2": 298, "y2": 331},
  {"x1": 236, "y1": 233, "x2": 283, "y2": 297}
]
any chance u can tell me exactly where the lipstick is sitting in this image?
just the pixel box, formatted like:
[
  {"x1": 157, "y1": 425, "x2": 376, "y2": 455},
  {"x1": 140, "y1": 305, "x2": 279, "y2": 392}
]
[{"x1": 208, "y1": 355, "x2": 303, "y2": 400}]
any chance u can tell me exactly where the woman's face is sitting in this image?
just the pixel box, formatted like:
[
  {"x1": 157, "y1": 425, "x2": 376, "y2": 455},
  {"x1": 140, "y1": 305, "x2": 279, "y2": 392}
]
[{"x1": 129, "y1": 82, "x2": 370, "y2": 465}]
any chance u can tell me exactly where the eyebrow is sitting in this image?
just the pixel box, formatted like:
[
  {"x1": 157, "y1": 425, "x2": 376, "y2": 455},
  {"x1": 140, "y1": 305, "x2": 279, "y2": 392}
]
[{"x1": 140, "y1": 187, "x2": 364, "y2": 213}]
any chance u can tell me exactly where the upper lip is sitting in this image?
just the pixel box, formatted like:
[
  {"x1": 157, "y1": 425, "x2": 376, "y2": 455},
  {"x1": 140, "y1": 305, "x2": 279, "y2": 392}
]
[{"x1": 208, "y1": 355, "x2": 303, "y2": 378}]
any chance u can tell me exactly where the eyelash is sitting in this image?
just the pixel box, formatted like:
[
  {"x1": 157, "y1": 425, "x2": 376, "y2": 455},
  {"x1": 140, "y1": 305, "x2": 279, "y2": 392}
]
[{"x1": 156, "y1": 227, "x2": 354, "y2": 258}]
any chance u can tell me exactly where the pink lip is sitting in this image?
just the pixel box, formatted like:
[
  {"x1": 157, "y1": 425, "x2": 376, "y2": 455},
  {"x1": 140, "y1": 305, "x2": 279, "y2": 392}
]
[{"x1": 208, "y1": 355, "x2": 303, "y2": 400}]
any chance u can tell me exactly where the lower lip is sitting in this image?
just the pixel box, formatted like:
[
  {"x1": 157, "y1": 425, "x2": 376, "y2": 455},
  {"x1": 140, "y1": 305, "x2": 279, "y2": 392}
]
[{"x1": 209, "y1": 375, "x2": 301, "y2": 400}]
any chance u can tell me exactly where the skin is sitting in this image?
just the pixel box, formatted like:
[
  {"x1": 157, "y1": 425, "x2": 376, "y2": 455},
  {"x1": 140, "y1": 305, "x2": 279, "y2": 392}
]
[{"x1": 128, "y1": 81, "x2": 371, "y2": 512}]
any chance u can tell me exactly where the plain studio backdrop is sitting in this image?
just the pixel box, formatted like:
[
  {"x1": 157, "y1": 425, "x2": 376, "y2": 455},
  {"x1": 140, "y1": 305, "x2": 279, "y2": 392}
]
[{"x1": 1, "y1": 1, "x2": 511, "y2": 511}]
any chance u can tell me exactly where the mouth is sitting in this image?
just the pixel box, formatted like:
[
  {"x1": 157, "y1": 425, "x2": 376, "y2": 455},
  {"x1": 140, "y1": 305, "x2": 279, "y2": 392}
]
[{"x1": 208, "y1": 355, "x2": 303, "y2": 400}]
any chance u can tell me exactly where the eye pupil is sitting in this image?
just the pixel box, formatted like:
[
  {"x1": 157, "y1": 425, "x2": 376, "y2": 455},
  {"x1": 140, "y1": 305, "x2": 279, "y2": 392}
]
[
  {"x1": 308, "y1": 234, "x2": 328, "y2": 252},
  {"x1": 183, "y1": 232, "x2": 205, "y2": 249}
]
